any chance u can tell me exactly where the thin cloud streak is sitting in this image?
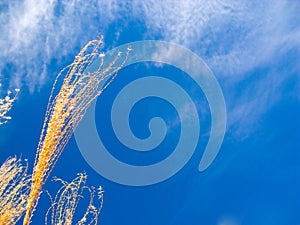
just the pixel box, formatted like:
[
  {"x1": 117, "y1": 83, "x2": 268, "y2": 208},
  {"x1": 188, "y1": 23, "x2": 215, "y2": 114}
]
[
  {"x1": 137, "y1": 0, "x2": 300, "y2": 137},
  {"x1": 0, "y1": 0, "x2": 299, "y2": 138},
  {"x1": 2, "y1": 1, "x2": 298, "y2": 88},
  {"x1": 0, "y1": 0, "x2": 105, "y2": 92}
]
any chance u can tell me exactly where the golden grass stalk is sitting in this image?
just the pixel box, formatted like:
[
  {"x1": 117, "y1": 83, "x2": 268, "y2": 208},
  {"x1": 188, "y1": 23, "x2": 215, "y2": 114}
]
[
  {"x1": 0, "y1": 84, "x2": 20, "y2": 125},
  {"x1": 0, "y1": 156, "x2": 31, "y2": 225},
  {"x1": 45, "y1": 173, "x2": 104, "y2": 225},
  {"x1": 23, "y1": 37, "x2": 130, "y2": 225}
]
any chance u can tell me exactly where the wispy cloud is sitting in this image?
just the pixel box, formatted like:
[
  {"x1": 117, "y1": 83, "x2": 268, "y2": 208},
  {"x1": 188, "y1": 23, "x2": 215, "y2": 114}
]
[
  {"x1": 0, "y1": 0, "x2": 108, "y2": 92},
  {"x1": 0, "y1": 0, "x2": 299, "y2": 137},
  {"x1": 136, "y1": 0, "x2": 300, "y2": 137},
  {"x1": 138, "y1": 1, "x2": 300, "y2": 76},
  {"x1": 2, "y1": 1, "x2": 298, "y2": 86}
]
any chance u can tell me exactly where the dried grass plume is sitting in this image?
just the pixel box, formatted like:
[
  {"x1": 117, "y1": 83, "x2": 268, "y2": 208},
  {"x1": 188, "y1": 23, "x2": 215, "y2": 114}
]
[
  {"x1": 0, "y1": 156, "x2": 31, "y2": 225},
  {"x1": 23, "y1": 37, "x2": 130, "y2": 225},
  {"x1": 46, "y1": 173, "x2": 104, "y2": 225}
]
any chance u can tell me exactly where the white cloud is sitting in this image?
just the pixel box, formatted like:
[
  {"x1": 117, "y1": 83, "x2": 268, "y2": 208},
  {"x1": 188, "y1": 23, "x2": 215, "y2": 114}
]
[
  {"x1": 0, "y1": 0, "x2": 107, "y2": 92},
  {"x1": 2, "y1": 1, "x2": 298, "y2": 87},
  {"x1": 138, "y1": 1, "x2": 300, "y2": 77},
  {"x1": 136, "y1": 0, "x2": 300, "y2": 137},
  {"x1": 0, "y1": 0, "x2": 299, "y2": 137}
]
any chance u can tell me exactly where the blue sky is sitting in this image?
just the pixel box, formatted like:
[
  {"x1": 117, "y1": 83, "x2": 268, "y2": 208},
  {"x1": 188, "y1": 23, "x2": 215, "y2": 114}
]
[{"x1": 0, "y1": 1, "x2": 300, "y2": 225}]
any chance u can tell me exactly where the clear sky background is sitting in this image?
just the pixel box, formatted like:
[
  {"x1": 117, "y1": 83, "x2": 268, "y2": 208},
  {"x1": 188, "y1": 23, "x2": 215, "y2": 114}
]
[{"x1": 0, "y1": 1, "x2": 299, "y2": 225}]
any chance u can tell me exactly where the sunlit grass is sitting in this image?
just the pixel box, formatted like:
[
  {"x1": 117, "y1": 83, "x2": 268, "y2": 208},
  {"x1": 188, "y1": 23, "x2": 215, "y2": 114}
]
[
  {"x1": 0, "y1": 156, "x2": 31, "y2": 225},
  {"x1": 0, "y1": 84, "x2": 20, "y2": 125},
  {"x1": 46, "y1": 173, "x2": 104, "y2": 225},
  {"x1": 23, "y1": 37, "x2": 130, "y2": 224}
]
